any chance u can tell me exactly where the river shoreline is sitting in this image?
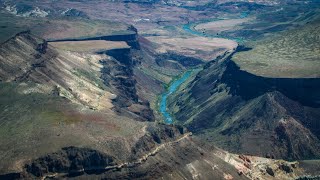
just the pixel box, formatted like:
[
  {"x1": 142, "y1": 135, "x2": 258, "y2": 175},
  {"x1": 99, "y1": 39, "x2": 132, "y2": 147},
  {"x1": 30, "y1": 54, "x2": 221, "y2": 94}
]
[
  {"x1": 159, "y1": 70, "x2": 193, "y2": 124},
  {"x1": 158, "y1": 12, "x2": 249, "y2": 124}
]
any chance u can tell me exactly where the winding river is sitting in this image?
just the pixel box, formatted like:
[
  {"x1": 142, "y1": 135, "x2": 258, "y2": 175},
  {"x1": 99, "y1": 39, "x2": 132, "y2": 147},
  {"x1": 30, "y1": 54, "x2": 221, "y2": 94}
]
[
  {"x1": 159, "y1": 12, "x2": 248, "y2": 124},
  {"x1": 183, "y1": 12, "x2": 248, "y2": 43},
  {"x1": 160, "y1": 71, "x2": 192, "y2": 124}
]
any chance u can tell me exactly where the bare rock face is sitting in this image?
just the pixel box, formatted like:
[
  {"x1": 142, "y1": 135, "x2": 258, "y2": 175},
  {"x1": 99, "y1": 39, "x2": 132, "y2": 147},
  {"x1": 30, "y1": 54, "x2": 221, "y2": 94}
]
[
  {"x1": 130, "y1": 124, "x2": 186, "y2": 158},
  {"x1": 100, "y1": 53, "x2": 138, "y2": 106},
  {"x1": 279, "y1": 163, "x2": 293, "y2": 173},
  {"x1": 266, "y1": 166, "x2": 275, "y2": 176},
  {"x1": 25, "y1": 147, "x2": 115, "y2": 177},
  {"x1": 100, "y1": 47, "x2": 155, "y2": 121}
]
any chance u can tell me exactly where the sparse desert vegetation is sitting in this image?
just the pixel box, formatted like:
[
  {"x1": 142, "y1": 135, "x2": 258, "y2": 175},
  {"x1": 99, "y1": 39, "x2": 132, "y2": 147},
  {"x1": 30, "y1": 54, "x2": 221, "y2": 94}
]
[
  {"x1": 49, "y1": 40, "x2": 130, "y2": 52},
  {"x1": 147, "y1": 36, "x2": 237, "y2": 61},
  {"x1": 195, "y1": 18, "x2": 252, "y2": 35},
  {"x1": 232, "y1": 20, "x2": 320, "y2": 78}
]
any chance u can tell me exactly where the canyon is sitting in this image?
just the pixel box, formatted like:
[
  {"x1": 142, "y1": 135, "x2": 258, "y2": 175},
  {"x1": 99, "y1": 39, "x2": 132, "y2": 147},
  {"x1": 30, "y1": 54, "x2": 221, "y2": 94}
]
[{"x1": 0, "y1": 0, "x2": 319, "y2": 179}]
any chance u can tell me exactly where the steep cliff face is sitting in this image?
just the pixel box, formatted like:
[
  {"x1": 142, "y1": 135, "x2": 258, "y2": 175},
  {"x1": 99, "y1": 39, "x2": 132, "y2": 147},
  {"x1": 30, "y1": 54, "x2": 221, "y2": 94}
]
[
  {"x1": 0, "y1": 31, "x2": 155, "y2": 121},
  {"x1": 169, "y1": 48, "x2": 320, "y2": 160},
  {"x1": 129, "y1": 124, "x2": 186, "y2": 158},
  {"x1": 25, "y1": 147, "x2": 116, "y2": 177},
  {"x1": 100, "y1": 47, "x2": 155, "y2": 121},
  {"x1": 48, "y1": 25, "x2": 140, "y2": 49}
]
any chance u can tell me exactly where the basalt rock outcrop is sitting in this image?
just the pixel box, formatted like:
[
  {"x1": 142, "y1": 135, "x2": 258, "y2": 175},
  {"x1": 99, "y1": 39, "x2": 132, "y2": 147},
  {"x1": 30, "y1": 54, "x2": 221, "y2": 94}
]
[
  {"x1": 25, "y1": 147, "x2": 115, "y2": 177},
  {"x1": 100, "y1": 46, "x2": 155, "y2": 121},
  {"x1": 48, "y1": 26, "x2": 140, "y2": 49},
  {"x1": 130, "y1": 124, "x2": 186, "y2": 158}
]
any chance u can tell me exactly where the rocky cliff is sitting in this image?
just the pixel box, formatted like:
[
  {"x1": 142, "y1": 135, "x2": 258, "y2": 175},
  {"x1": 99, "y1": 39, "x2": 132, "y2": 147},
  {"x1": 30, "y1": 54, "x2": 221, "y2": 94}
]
[
  {"x1": 0, "y1": 30, "x2": 155, "y2": 121},
  {"x1": 22, "y1": 124, "x2": 185, "y2": 178},
  {"x1": 25, "y1": 147, "x2": 115, "y2": 177},
  {"x1": 3, "y1": 122, "x2": 314, "y2": 180},
  {"x1": 48, "y1": 25, "x2": 140, "y2": 49},
  {"x1": 169, "y1": 47, "x2": 320, "y2": 160}
]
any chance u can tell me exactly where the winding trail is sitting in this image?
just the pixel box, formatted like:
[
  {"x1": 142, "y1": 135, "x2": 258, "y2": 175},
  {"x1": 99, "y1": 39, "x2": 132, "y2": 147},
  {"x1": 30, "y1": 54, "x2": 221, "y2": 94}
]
[{"x1": 43, "y1": 132, "x2": 192, "y2": 179}]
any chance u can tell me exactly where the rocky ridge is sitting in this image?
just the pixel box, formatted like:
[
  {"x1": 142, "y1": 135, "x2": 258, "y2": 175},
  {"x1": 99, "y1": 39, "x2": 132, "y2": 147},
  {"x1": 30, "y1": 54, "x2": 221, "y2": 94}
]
[{"x1": 169, "y1": 46, "x2": 320, "y2": 160}]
